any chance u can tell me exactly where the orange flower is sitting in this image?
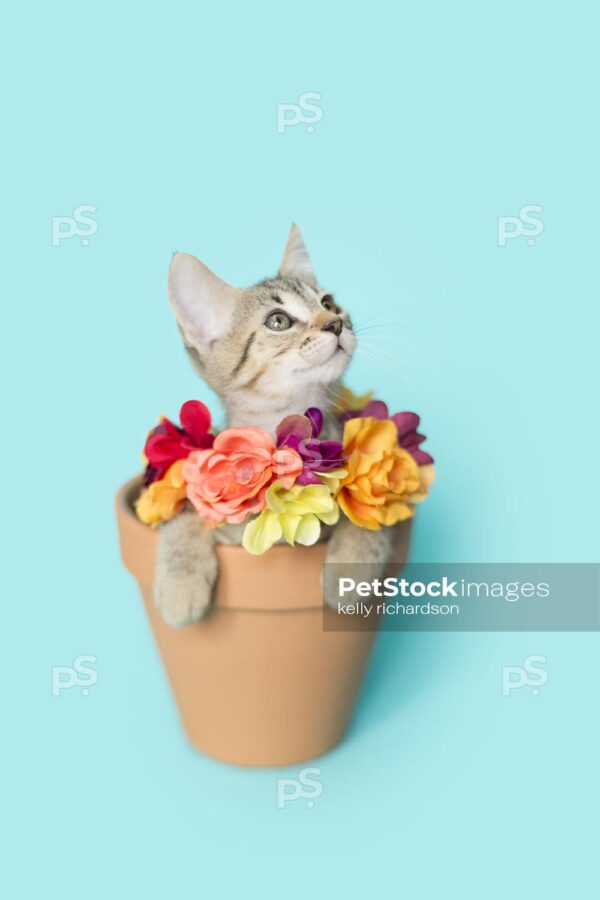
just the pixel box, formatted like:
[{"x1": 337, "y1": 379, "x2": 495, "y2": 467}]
[
  {"x1": 336, "y1": 386, "x2": 374, "y2": 412},
  {"x1": 336, "y1": 417, "x2": 434, "y2": 530},
  {"x1": 183, "y1": 427, "x2": 302, "y2": 525},
  {"x1": 135, "y1": 460, "x2": 187, "y2": 527}
]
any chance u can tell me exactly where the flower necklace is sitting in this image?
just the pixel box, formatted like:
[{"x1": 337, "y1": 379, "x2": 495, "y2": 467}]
[{"x1": 136, "y1": 388, "x2": 435, "y2": 555}]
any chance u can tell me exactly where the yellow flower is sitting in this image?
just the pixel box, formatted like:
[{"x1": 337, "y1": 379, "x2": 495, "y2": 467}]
[
  {"x1": 135, "y1": 460, "x2": 187, "y2": 527},
  {"x1": 242, "y1": 482, "x2": 339, "y2": 555},
  {"x1": 337, "y1": 386, "x2": 374, "y2": 412},
  {"x1": 337, "y1": 417, "x2": 433, "y2": 530}
]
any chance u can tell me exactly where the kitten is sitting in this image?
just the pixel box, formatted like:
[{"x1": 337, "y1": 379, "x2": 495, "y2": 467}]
[{"x1": 155, "y1": 225, "x2": 394, "y2": 627}]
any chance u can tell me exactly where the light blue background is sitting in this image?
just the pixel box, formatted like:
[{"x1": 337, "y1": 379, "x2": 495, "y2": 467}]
[{"x1": 3, "y1": 2, "x2": 598, "y2": 897}]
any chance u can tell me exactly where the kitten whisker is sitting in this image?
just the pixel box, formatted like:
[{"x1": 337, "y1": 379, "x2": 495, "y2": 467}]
[
  {"x1": 353, "y1": 327, "x2": 429, "y2": 339},
  {"x1": 354, "y1": 346, "x2": 415, "y2": 394},
  {"x1": 352, "y1": 305, "x2": 417, "y2": 329},
  {"x1": 320, "y1": 386, "x2": 347, "y2": 415},
  {"x1": 357, "y1": 340, "x2": 406, "y2": 366},
  {"x1": 322, "y1": 382, "x2": 347, "y2": 402},
  {"x1": 353, "y1": 323, "x2": 432, "y2": 339}
]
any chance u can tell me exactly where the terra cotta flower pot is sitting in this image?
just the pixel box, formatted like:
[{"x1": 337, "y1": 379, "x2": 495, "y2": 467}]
[{"x1": 116, "y1": 476, "x2": 411, "y2": 767}]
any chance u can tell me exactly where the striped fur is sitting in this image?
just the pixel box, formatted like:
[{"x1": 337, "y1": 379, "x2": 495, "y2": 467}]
[{"x1": 154, "y1": 226, "x2": 392, "y2": 627}]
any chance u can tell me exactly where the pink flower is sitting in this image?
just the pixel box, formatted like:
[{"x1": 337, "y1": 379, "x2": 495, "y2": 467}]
[{"x1": 182, "y1": 427, "x2": 303, "y2": 525}]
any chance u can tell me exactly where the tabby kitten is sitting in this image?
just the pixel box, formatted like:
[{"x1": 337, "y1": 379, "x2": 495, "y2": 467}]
[{"x1": 155, "y1": 225, "x2": 394, "y2": 627}]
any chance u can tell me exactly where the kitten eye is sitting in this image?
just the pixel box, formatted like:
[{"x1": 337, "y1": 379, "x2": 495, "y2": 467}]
[
  {"x1": 321, "y1": 295, "x2": 338, "y2": 313},
  {"x1": 265, "y1": 311, "x2": 293, "y2": 331}
]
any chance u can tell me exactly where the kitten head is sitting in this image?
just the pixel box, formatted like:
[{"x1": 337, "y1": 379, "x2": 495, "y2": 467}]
[{"x1": 168, "y1": 225, "x2": 356, "y2": 426}]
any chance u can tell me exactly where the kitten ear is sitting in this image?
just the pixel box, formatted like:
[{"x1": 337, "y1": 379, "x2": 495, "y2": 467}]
[
  {"x1": 279, "y1": 224, "x2": 316, "y2": 282},
  {"x1": 168, "y1": 252, "x2": 241, "y2": 349}
]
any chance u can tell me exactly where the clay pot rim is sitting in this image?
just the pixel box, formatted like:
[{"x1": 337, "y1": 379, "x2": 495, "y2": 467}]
[
  {"x1": 116, "y1": 475, "x2": 331, "y2": 613},
  {"x1": 117, "y1": 474, "x2": 163, "y2": 542},
  {"x1": 116, "y1": 474, "x2": 331, "y2": 559}
]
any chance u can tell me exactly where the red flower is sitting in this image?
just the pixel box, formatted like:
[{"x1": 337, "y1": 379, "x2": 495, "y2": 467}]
[{"x1": 143, "y1": 400, "x2": 214, "y2": 485}]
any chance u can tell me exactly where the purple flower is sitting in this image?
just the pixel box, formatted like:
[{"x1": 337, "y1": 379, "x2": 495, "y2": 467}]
[
  {"x1": 338, "y1": 399, "x2": 388, "y2": 424},
  {"x1": 276, "y1": 407, "x2": 346, "y2": 485},
  {"x1": 391, "y1": 411, "x2": 433, "y2": 465},
  {"x1": 338, "y1": 400, "x2": 433, "y2": 465}
]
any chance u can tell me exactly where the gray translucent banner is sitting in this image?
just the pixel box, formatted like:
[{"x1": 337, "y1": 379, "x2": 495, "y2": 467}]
[{"x1": 322, "y1": 563, "x2": 600, "y2": 631}]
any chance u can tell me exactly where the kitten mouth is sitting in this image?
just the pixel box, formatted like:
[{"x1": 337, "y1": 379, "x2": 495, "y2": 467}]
[{"x1": 298, "y1": 345, "x2": 345, "y2": 373}]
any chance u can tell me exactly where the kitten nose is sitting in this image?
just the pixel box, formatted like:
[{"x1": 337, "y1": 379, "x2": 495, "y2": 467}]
[{"x1": 321, "y1": 317, "x2": 342, "y2": 337}]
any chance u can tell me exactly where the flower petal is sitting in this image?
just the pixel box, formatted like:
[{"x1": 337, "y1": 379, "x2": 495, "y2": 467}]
[
  {"x1": 242, "y1": 511, "x2": 283, "y2": 554},
  {"x1": 392, "y1": 411, "x2": 420, "y2": 436},
  {"x1": 337, "y1": 387, "x2": 374, "y2": 411},
  {"x1": 144, "y1": 430, "x2": 188, "y2": 466},
  {"x1": 276, "y1": 414, "x2": 312, "y2": 445},
  {"x1": 296, "y1": 470, "x2": 323, "y2": 485},
  {"x1": 281, "y1": 513, "x2": 302, "y2": 545},
  {"x1": 318, "y1": 504, "x2": 340, "y2": 527},
  {"x1": 215, "y1": 427, "x2": 275, "y2": 453},
  {"x1": 361, "y1": 400, "x2": 389, "y2": 419},
  {"x1": 305, "y1": 407, "x2": 324, "y2": 437},
  {"x1": 179, "y1": 400, "x2": 211, "y2": 443},
  {"x1": 294, "y1": 514, "x2": 321, "y2": 546}
]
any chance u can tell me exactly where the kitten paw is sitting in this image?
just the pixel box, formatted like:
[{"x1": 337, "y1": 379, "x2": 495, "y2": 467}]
[{"x1": 154, "y1": 568, "x2": 216, "y2": 628}]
